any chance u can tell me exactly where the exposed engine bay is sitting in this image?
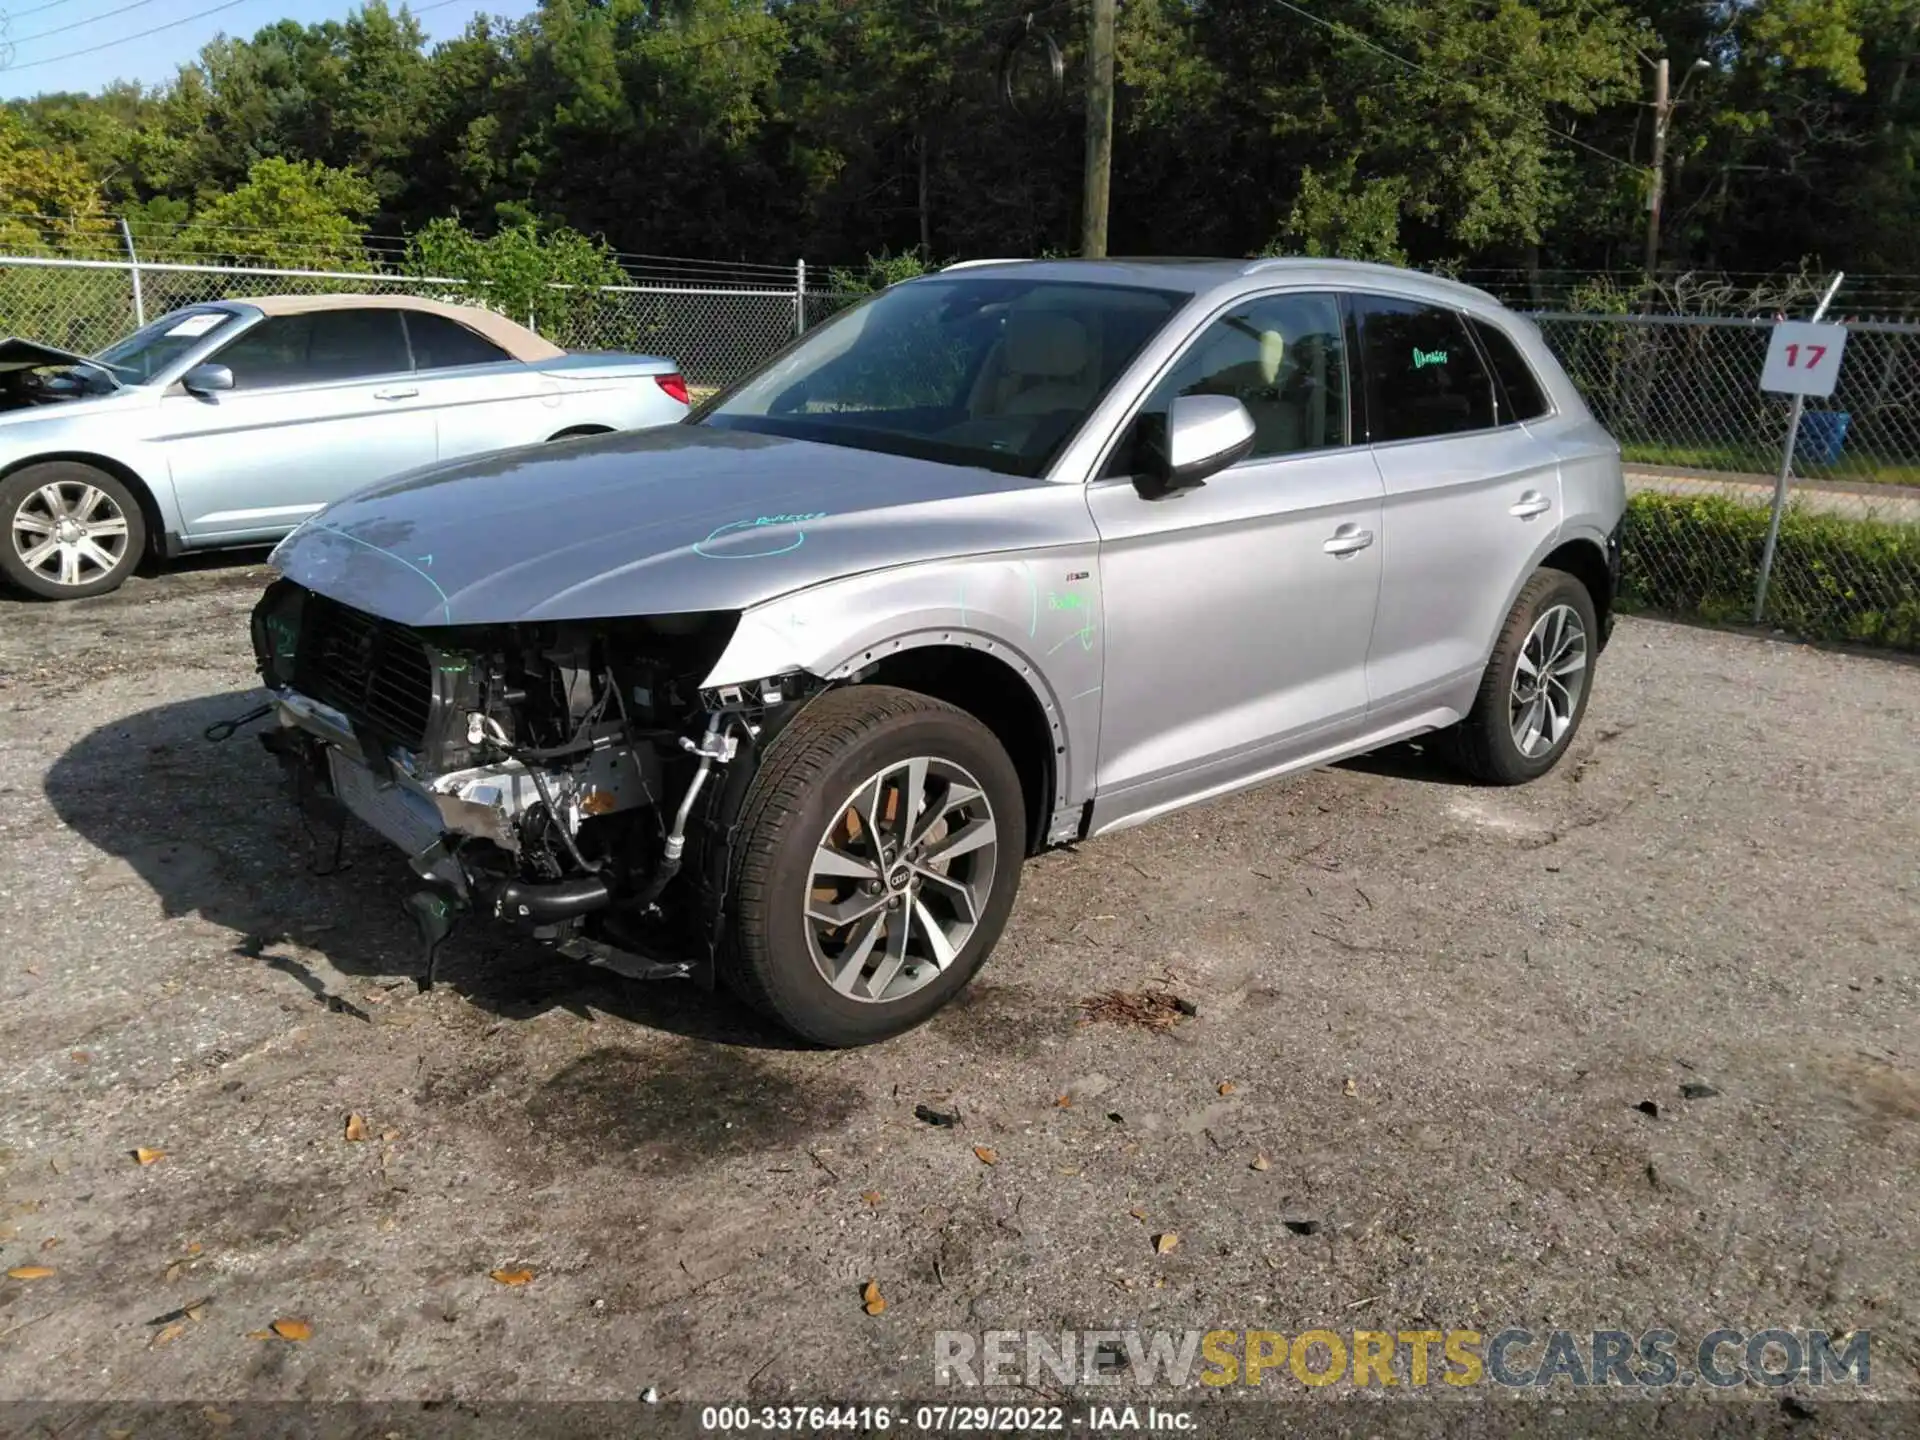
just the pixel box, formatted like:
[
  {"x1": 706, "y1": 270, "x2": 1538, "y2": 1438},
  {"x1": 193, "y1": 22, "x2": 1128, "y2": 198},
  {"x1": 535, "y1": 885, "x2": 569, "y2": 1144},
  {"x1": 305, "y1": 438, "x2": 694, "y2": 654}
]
[{"x1": 248, "y1": 577, "x2": 816, "y2": 985}]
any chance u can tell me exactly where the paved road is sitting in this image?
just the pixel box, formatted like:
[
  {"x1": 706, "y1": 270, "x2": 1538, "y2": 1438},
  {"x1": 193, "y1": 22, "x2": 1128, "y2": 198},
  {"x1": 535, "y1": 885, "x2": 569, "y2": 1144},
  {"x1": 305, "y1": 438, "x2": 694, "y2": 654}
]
[{"x1": 1628, "y1": 465, "x2": 1920, "y2": 522}]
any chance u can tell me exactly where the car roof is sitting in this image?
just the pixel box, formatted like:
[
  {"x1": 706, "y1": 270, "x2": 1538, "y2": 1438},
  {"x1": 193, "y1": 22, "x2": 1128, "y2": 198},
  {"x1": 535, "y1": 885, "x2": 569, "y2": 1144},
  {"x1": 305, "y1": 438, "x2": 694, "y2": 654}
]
[
  {"x1": 203, "y1": 292, "x2": 564, "y2": 362},
  {"x1": 933, "y1": 256, "x2": 1504, "y2": 312}
]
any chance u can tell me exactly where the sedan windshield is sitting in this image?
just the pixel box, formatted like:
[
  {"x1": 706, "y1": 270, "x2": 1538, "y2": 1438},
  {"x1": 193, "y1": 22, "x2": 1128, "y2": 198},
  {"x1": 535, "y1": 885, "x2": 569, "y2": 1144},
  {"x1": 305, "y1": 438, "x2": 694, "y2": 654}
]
[
  {"x1": 94, "y1": 307, "x2": 242, "y2": 384},
  {"x1": 701, "y1": 277, "x2": 1188, "y2": 477}
]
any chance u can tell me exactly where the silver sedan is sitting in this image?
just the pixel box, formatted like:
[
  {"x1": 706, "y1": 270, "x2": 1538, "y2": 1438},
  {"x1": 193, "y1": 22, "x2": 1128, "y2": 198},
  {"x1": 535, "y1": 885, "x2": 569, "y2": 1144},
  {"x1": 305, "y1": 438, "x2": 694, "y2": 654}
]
[{"x1": 0, "y1": 293, "x2": 690, "y2": 598}]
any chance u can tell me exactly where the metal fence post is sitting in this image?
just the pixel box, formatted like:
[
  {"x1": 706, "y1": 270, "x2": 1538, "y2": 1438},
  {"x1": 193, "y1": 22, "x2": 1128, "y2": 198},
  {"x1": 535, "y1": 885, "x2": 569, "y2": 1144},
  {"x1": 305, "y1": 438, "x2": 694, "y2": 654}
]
[
  {"x1": 119, "y1": 218, "x2": 145, "y2": 328},
  {"x1": 795, "y1": 259, "x2": 807, "y2": 337},
  {"x1": 1752, "y1": 271, "x2": 1845, "y2": 623}
]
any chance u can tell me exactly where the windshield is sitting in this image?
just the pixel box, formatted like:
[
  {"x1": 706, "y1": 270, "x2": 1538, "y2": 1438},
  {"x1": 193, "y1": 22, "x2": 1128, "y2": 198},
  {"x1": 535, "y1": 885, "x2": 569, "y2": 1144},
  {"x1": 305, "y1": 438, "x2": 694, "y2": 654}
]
[
  {"x1": 95, "y1": 307, "x2": 242, "y2": 384},
  {"x1": 701, "y1": 277, "x2": 1189, "y2": 477}
]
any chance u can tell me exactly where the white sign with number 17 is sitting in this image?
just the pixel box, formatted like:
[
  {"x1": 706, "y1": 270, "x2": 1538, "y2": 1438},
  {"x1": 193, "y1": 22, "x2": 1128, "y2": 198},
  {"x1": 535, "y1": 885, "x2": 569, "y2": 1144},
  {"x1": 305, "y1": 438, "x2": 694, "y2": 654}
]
[{"x1": 1760, "y1": 320, "x2": 1848, "y2": 398}]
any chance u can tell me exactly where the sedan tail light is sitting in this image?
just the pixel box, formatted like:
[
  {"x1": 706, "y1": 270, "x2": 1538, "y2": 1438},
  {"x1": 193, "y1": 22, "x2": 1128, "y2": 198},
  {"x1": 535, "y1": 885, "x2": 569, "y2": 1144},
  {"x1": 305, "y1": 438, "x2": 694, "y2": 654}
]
[{"x1": 655, "y1": 373, "x2": 690, "y2": 406}]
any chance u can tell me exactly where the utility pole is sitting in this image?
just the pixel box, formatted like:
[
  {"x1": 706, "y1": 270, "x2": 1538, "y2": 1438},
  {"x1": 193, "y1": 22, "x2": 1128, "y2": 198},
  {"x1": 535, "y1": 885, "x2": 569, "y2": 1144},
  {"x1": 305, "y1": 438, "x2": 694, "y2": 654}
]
[
  {"x1": 1081, "y1": 0, "x2": 1116, "y2": 258},
  {"x1": 1643, "y1": 56, "x2": 1670, "y2": 279}
]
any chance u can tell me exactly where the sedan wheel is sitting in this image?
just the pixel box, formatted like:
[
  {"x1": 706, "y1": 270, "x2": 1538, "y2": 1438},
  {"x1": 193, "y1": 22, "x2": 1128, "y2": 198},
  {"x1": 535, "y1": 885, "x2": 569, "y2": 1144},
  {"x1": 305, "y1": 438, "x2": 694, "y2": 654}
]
[{"x1": 0, "y1": 463, "x2": 146, "y2": 599}]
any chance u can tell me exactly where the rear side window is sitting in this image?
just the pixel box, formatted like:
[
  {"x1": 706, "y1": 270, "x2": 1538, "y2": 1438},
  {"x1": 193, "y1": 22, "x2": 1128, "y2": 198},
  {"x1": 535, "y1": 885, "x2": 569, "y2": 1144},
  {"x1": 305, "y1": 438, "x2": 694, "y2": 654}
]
[
  {"x1": 1468, "y1": 316, "x2": 1551, "y2": 422},
  {"x1": 406, "y1": 312, "x2": 510, "y2": 370},
  {"x1": 1353, "y1": 295, "x2": 1497, "y2": 442}
]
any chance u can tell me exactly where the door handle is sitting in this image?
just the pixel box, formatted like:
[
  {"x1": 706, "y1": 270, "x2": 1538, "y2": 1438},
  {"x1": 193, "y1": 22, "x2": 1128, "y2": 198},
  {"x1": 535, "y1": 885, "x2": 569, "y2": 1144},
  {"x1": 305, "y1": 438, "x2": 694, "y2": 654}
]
[
  {"x1": 373, "y1": 387, "x2": 419, "y2": 401},
  {"x1": 1322, "y1": 525, "x2": 1375, "y2": 557},
  {"x1": 1510, "y1": 490, "x2": 1551, "y2": 519}
]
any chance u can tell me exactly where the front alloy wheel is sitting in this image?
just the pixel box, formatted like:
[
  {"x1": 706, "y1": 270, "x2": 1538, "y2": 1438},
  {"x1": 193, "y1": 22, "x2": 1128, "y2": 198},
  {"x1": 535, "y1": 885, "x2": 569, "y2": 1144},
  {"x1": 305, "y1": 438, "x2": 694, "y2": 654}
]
[
  {"x1": 806, "y1": 756, "x2": 999, "y2": 1004},
  {"x1": 0, "y1": 462, "x2": 146, "y2": 599},
  {"x1": 724, "y1": 685, "x2": 1027, "y2": 1046}
]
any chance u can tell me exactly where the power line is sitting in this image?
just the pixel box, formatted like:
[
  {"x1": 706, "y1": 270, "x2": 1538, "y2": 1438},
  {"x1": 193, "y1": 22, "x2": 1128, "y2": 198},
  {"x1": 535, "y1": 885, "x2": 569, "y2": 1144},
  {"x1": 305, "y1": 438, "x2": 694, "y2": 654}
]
[
  {"x1": 4, "y1": 0, "x2": 85, "y2": 21},
  {"x1": 1266, "y1": 0, "x2": 1637, "y2": 173},
  {"x1": 1, "y1": 0, "x2": 258, "y2": 70},
  {"x1": 10, "y1": 0, "x2": 163, "y2": 48}
]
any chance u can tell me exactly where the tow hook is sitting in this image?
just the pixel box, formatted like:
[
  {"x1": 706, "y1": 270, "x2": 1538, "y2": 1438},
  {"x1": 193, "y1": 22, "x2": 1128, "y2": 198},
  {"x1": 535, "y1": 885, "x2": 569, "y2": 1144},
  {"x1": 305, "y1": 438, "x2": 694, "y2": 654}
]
[{"x1": 204, "y1": 702, "x2": 273, "y2": 743}]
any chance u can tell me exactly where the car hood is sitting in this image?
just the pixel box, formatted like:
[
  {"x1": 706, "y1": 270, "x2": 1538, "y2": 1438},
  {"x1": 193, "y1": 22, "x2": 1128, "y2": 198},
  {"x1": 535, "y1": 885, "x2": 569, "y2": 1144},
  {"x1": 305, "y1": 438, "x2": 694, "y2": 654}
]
[
  {"x1": 270, "y1": 424, "x2": 1074, "y2": 627},
  {"x1": 0, "y1": 336, "x2": 98, "y2": 373}
]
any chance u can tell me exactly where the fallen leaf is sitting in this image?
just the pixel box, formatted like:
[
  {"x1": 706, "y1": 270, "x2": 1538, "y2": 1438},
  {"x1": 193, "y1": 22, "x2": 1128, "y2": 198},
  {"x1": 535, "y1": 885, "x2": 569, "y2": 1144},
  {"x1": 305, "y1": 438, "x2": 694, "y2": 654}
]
[
  {"x1": 70, "y1": 1051, "x2": 91, "y2": 1065},
  {"x1": 163, "y1": 1261, "x2": 185, "y2": 1283},
  {"x1": 1342, "y1": 1077, "x2": 1357, "y2": 1098},
  {"x1": 1054, "y1": 1094, "x2": 1072, "y2": 1108},
  {"x1": 6, "y1": 1265, "x2": 55, "y2": 1280},
  {"x1": 185, "y1": 1242, "x2": 202, "y2": 1255},
  {"x1": 380, "y1": 1129, "x2": 400, "y2": 1142},
  {"x1": 972, "y1": 1146, "x2": 999, "y2": 1166},
  {"x1": 40, "y1": 1237, "x2": 60, "y2": 1251},
  {"x1": 861, "y1": 1279, "x2": 886, "y2": 1316},
  {"x1": 149, "y1": 1322, "x2": 186, "y2": 1349},
  {"x1": 244, "y1": 1330, "x2": 274, "y2": 1341},
  {"x1": 489, "y1": 1268, "x2": 535, "y2": 1286},
  {"x1": 1152, "y1": 1233, "x2": 1179, "y2": 1255},
  {"x1": 860, "y1": 1190, "x2": 883, "y2": 1207},
  {"x1": 1251, "y1": 1154, "x2": 1272, "y2": 1173},
  {"x1": 186, "y1": 1302, "x2": 208, "y2": 1323},
  {"x1": 344, "y1": 1114, "x2": 369, "y2": 1143},
  {"x1": 269, "y1": 1318, "x2": 312, "y2": 1342},
  {"x1": 1128, "y1": 1208, "x2": 1147, "y2": 1221},
  {"x1": 1218, "y1": 1081, "x2": 1237, "y2": 1096},
  {"x1": 133, "y1": 1147, "x2": 165, "y2": 1166}
]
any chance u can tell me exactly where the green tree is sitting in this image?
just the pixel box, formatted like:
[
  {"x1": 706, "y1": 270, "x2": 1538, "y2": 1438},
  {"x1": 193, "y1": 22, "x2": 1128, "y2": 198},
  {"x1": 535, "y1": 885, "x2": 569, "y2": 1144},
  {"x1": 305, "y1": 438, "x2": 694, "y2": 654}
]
[
  {"x1": 174, "y1": 156, "x2": 379, "y2": 267},
  {"x1": 403, "y1": 216, "x2": 627, "y2": 338}
]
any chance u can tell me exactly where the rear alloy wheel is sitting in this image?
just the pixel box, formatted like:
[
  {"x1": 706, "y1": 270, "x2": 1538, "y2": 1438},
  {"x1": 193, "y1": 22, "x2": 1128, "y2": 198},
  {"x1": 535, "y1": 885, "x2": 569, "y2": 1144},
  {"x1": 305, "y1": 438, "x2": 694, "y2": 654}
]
[
  {"x1": 0, "y1": 462, "x2": 146, "y2": 599},
  {"x1": 1439, "y1": 567, "x2": 1598, "y2": 785},
  {"x1": 724, "y1": 685, "x2": 1026, "y2": 1046}
]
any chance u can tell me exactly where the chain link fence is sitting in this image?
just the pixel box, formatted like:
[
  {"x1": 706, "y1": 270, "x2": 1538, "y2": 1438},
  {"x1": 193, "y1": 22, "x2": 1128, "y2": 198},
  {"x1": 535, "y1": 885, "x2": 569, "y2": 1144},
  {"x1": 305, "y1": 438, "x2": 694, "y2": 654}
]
[
  {"x1": 1534, "y1": 314, "x2": 1920, "y2": 651},
  {"x1": 0, "y1": 252, "x2": 1913, "y2": 650}
]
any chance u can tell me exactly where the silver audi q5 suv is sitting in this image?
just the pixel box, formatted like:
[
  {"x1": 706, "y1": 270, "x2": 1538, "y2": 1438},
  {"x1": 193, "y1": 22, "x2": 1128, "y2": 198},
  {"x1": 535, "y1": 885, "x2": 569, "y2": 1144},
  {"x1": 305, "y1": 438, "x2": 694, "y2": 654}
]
[{"x1": 251, "y1": 257, "x2": 1625, "y2": 1045}]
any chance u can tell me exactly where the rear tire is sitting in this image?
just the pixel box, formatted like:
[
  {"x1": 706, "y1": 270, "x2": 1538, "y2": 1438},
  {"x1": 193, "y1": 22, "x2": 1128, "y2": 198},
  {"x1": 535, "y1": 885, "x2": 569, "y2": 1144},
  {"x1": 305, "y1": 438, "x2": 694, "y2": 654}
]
[
  {"x1": 722, "y1": 685, "x2": 1026, "y2": 1047},
  {"x1": 1439, "y1": 567, "x2": 1597, "y2": 785},
  {"x1": 0, "y1": 462, "x2": 146, "y2": 599}
]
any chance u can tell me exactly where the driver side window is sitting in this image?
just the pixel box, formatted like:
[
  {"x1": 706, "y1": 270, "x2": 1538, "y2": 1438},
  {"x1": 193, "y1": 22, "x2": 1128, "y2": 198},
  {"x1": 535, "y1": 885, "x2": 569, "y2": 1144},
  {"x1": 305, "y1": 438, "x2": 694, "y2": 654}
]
[{"x1": 1107, "y1": 291, "x2": 1350, "y2": 476}]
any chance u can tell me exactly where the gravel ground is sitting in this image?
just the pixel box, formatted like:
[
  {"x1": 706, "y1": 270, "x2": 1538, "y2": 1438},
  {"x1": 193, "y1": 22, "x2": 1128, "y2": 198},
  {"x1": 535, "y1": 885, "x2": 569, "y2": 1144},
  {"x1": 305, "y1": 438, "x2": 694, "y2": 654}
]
[{"x1": 0, "y1": 557, "x2": 1916, "y2": 1421}]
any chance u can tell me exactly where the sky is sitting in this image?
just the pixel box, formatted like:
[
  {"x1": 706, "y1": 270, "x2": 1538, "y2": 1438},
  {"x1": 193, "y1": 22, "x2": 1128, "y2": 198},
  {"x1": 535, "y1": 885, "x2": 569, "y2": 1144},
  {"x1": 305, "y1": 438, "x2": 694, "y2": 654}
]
[{"x1": 0, "y1": 0, "x2": 543, "y2": 99}]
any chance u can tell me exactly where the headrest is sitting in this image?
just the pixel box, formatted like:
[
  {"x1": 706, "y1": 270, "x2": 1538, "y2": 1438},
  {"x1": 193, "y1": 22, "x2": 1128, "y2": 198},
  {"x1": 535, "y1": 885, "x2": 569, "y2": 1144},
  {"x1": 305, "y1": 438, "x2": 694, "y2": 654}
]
[
  {"x1": 1004, "y1": 311, "x2": 1089, "y2": 378},
  {"x1": 1258, "y1": 330, "x2": 1286, "y2": 386}
]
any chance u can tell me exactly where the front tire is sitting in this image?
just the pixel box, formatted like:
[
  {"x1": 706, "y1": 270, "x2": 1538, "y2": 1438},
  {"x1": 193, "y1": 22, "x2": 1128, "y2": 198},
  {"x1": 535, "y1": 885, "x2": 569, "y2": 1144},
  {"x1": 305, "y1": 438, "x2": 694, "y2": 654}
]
[
  {"x1": 723, "y1": 685, "x2": 1027, "y2": 1047},
  {"x1": 1441, "y1": 567, "x2": 1597, "y2": 785},
  {"x1": 0, "y1": 462, "x2": 146, "y2": 599}
]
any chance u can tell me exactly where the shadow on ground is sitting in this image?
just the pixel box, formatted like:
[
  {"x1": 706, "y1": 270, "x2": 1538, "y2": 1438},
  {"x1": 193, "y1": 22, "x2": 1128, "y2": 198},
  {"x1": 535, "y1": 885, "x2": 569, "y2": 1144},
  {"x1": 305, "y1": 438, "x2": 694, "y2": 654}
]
[{"x1": 44, "y1": 691, "x2": 800, "y2": 1050}]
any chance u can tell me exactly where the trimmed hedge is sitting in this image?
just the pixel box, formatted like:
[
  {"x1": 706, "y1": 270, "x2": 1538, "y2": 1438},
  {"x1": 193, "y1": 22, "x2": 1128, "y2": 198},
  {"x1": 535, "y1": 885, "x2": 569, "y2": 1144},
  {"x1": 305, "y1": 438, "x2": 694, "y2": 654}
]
[{"x1": 1620, "y1": 491, "x2": 1920, "y2": 652}]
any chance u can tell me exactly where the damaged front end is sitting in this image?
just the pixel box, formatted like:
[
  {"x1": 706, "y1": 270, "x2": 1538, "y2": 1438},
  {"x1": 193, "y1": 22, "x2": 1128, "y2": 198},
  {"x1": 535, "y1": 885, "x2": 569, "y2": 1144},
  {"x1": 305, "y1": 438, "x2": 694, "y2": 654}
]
[{"x1": 249, "y1": 578, "x2": 815, "y2": 986}]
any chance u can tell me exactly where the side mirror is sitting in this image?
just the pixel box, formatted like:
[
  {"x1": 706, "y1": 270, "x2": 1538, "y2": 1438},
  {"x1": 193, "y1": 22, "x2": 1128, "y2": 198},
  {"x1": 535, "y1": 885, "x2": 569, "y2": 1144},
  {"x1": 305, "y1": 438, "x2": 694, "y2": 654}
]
[
  {"x1": 182, "y1": 363, "x2": 234, "y2": 397},
  {"x1": 1140, "y1": 393, "x2": 1255, "y2": 497}
]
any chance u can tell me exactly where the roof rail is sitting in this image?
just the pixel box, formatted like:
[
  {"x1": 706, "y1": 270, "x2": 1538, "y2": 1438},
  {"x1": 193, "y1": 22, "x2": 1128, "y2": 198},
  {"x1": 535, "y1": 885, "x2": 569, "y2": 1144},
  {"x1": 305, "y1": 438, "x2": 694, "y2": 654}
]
[
  {"x1": 1240, "y1": 256, "x2": 1499, "y2": 303},
  {"x1": 941, "y1": 258, "x2": 1030, "y2": 271}
]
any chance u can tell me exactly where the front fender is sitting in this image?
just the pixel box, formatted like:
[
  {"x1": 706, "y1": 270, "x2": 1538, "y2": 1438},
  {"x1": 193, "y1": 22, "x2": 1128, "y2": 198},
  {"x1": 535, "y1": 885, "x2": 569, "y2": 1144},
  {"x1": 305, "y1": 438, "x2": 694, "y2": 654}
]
[{"x1": 704, "y1": 549, "x2": 1105, "y2": 815}]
